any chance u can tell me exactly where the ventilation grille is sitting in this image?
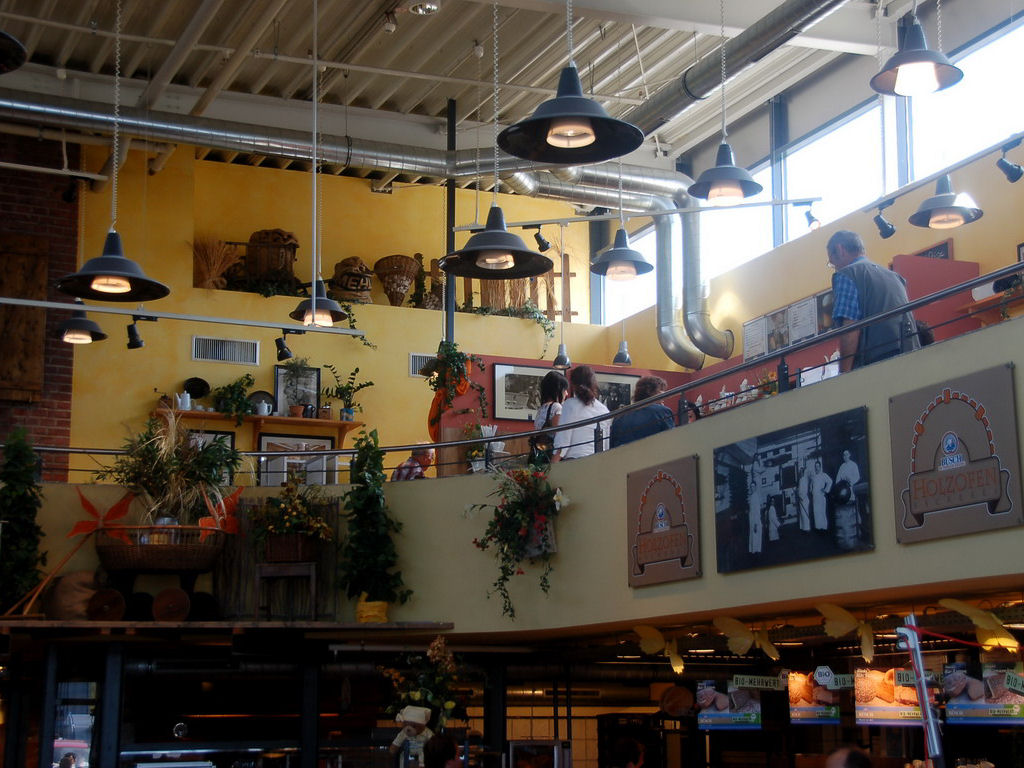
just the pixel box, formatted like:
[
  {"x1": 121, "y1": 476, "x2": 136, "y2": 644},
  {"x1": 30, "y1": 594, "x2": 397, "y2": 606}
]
[
  {"x1": 409, "y1": 352, "x2": 434, "y2": 377},
  {"x1": 192, "y1": 336, "x2": 260, "y2": 365}
]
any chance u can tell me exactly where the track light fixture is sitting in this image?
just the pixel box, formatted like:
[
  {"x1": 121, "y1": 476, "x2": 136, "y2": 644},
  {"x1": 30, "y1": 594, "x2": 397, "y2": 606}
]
[
  {"x1": 275, "y1": 328, "x2": 306, "y2": 361},
  {"x1": 908, "y1": 174, "x2": 983, "y2": 230},
  {"x1": 870, "y1": 9, "x2": 962, "y2": 97},
  {"x1": 528, "y1": 226, "x2": 552, "y2": 253},
  {"x1": 59, "y1": 298, "x2": 107, "y2": 345},
  {"x1": 125, "y1": 314, "x2": 156, "y2": 350},
  {"x1": 804, "y1": 208, "x2": 821, "y2": 230},
  {"x1": 873, "y1": 200, "x2": 897, "y2": 239},
  {"x1": 997, "y1": 139, "x2": 1023, "y2": 183}
]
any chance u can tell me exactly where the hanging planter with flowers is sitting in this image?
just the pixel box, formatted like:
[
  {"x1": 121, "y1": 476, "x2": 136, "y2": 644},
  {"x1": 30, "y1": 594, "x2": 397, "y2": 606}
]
[
  {"x1": 419, "y1": 341, "x2": 487, "y2": 442},
  {"x1": 467, "y1": 467, "x2": 569, "y2": 619}
]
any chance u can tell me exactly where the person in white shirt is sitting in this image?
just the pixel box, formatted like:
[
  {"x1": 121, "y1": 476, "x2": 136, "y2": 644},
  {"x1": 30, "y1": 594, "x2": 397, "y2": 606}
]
[
  {"x1": 552, "y1": 365, "x2": 611, "y2": 461},
  {"x1": 836, "y1": 449, "x2": 861, "y2": 486}
]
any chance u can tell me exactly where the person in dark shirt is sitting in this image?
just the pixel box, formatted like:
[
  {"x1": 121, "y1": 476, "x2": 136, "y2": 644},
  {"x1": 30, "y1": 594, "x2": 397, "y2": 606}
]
[{"x1": 610, "y1": 375, "x2": 675, "y2": 448}]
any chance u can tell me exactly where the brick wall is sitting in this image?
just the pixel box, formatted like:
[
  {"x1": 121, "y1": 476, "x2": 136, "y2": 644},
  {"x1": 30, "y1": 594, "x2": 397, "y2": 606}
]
[{"x1": 0, "y1": 133, "x2": 80, "y2": 481}]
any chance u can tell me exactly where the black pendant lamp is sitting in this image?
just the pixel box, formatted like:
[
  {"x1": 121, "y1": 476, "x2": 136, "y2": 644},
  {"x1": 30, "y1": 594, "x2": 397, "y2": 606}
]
[
  {"x1": 290, "y1": 279, "x2": 348, "y2": 327},
  {"x1": 612, "y1": 340, "x2": 631, "y2": 366},
  {"x1": 57, "y1": 230, "x2": 170, "y2": 302},
  {"x1": 591, "y1": 227, "x2": 652, "y2": 281},
  {"x1": 688, "y1": 2, "x2": 762, "y2": 206},
  {"x1": 442, "y1": 205, "x2": 553, "y2": 279},
  {"x1": 498, "y1": 64, "x2": 643, "y2": 165},
  {"x1": 59, "y1": 299, "x2": 107, "y2": 345},
  {"x1": 908, "y1": 174, "x2": 982, "y2": 230},
  {"x1": 552, "y1": 343, "x2": 571, "y2": 369},
  {"x1": 0, "y1": 31, "x2": 27, "y2": 74},
  {"x1": 442, "y1": 1, "x2": 551, "y2": 281},
  {"x1": 870, "y1": 11, "x2": 962, "y2": 97}
]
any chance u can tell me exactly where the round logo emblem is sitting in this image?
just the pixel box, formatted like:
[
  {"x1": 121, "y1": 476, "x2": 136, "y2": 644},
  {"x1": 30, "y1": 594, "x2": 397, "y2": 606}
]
[{"x1": 942, "y1": 431, "x2": 959, "y2": 454}]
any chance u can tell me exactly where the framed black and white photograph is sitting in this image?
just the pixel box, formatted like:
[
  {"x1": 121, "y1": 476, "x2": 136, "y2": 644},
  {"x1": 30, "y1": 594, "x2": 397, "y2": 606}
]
[
  {"x1": 1017, "y1": 241, "x2": 1024, "y2": 263},
  {"x1": 712, "y1": 407, "x2": 872, "y2": 573},
  {"x1": 595, "y1": 371, "x2": 640, "y2": 413},
  {"x1": 493, "y1": 363, "x2": 550, "y2": 421},
  {"x1": 189, "y1": 430, "x2": 236, "y2": 484},
  {"x1": 259, "y1": 432, "x2": 334, "y2": 486},
  {"x1": 274, "y1": 364, "x2": 320, "y2": 415}
]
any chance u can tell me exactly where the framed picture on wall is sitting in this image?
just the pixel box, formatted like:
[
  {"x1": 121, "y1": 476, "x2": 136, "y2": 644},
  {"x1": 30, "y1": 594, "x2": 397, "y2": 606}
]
[
  {"x1": 188, "y1": 430, "x2": 236, "y2": 484},
  {"x1": 595, "y1": 371, "x2": 640, "y2": 413},
  {"x1": 493, "y1": 363, "x2": 551, "y2": 421},
  {"x1": 1017, "y1": 242, "x2": 1024, "y2": 263},
  {"x1": 273, "y1": 364, "x2": 320, "y2": 415},
  {"x1": 259, "y1": 432, "x2": 334, "y2": 486}
]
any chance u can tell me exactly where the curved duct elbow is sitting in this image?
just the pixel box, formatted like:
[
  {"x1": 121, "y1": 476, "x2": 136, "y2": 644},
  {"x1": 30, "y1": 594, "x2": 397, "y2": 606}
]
[
  {"x1": 503, "y1": 171, "x2": 540, "y2": 196},
  {"x1": 682, "y1": 198, "x2": 734, "y2": 359},
  {"x1": 651, "y1": 196, "x2": 705, "y2": 370}
]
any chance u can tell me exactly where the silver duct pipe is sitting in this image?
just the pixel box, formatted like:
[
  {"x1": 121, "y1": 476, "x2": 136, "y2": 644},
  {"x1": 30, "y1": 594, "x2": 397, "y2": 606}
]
[
  {"x1": 682, "y1": 197, "x2": 734, "y2": 359},
  {"x1": 626, "y1": 0, "x2": 850, "y2": 134},
  {"x1": 0, "y1": 88, "x2": 451, "y2": 179},
  {"x1": 651, "y1": 195, "x2": 706, "y2": 369}
]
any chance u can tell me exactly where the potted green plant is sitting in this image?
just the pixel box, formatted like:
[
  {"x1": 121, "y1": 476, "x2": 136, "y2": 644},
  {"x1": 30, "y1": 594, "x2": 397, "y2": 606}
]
[
  {"x1": 322, "y1": 364, "x2": 374, "y2": 421},
  {"x1": 0, "y1": 429, "x2": 47, "y2": 614},
  {"x1": 95, "y1": 414, "x2": 242, "y2": 525},
  {"x1": 338, "y1": 430, "x2": 412, "y2": 621},
  {"x1": 281, "y1": 356, "x2": 314, "y2": 416},
  {"x1": 251, "y1": 473, "x2": 333, "y2": 562},
  {"x1": 468, "y1": 466, "x2": 569, "y2": 619},
  {"x1": 211, "y1": 373, "x2": 256, "y2": 426}
]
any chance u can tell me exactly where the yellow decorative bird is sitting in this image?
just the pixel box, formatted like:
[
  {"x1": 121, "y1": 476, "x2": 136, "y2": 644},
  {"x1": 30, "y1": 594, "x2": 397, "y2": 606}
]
[
  {"x1": 633, "y1": 625, "x2": 685, "y2": 674},
  {"x1": 815, "y1": 603, "x2": 874, "y2": 663},
  {"x1": 712, "y1": 616, "x2": 780, "y2": 661},
  {"x1": 939, "y1": 598, "x2": 1019, "y2": 652}
]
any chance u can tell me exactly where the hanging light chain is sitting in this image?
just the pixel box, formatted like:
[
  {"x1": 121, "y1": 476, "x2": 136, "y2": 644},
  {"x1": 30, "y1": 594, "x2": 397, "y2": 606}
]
[
  {"x1": 719, "y1": 0, "x2": 728, "y2": 140},
  {"x1": 936, "y1": 0, "x2": 943, "y2": 53},
  {"x1": 492, "y1": 0, "x2": 499, "y2": 203},
  {"x1": 112, "y1": 0, "x2": 122, "y2": 228},
  {"x1": 311, "y1": 0, "x2": 320, "y2": 323},
  {"x1": 617, "y1": 157, "x2": 625, "y2": 228},
  {"x1": 566, "y1": 0, "x2": 574, "y2": 62}
]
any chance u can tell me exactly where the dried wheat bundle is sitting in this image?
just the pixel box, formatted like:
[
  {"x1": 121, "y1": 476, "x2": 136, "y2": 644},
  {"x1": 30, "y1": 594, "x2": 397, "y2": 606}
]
[
  {"x1": 192, "y1": 237, "x2": 242, "y2": 289},
  {"x1": 509, "y1": 278, "x2": 526, "y2": 308}
]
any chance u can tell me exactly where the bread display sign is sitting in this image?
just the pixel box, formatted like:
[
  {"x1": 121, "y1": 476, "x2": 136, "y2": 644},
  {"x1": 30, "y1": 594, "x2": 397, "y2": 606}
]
[
  {"x1": 944, "y1": 661, "x2": 1024, "y2": 724},
  {"x1": 695, "y1": 680, "x2": 761, "y2": 730},
  {"x1": 853, "y1": 667, "x2": 933, "y2": 725},
  {"x1": 889, "y1": 365, "x2": 1024, "y2": 544},
  {"x1": 787, "y1": 670, "x2": 844, "y2": 724}
]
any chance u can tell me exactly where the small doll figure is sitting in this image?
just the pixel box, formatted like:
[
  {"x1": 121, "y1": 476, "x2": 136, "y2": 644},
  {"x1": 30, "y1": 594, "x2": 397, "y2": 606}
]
[{"x1": 390, "y1": 705, "x2": 434, "y2": 766}]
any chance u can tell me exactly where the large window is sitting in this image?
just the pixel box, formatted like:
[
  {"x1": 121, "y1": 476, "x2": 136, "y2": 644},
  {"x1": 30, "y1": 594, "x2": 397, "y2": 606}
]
[
  {"x1": 911, "y1": 20, "x2": 1024, "y2": 179},
  {"x1": 698, "y1": 165, "x2": 774, "y2": 281},
  {"x1": 784, "y1": 105, "x2": 884, "y2": 236}
]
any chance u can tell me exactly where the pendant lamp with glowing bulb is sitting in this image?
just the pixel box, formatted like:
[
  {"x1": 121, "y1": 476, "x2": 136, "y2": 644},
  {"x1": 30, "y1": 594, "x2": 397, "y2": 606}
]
[
  {"x1": 908, "y1": 174, "x2": 982, "y2": 230},
  {"x1": 59, "y1": 299, "x2": 107, "y2": 345},
  {"x1": 441, "y1": 205, "x2": 552, "y2": 279},
  {"x1": 290, "y1": 279, "x2": 347, "y2": 327},
  {"x1": 591, "y1": 227, "x2": 652, "y2": 281},
  {"x1": 688, "y1": 2, "x2": 762, "y2": 206},
  {"x1": 56, "y1": 5, "x2": 168, "y2": 304},
  {"x1": 870, "y1": 11, "x2": 962, "y2": 97},
  {"x1": 58, "y1": 229, "x2": 170, "y2": 302},
  {"x1": 442, "y1": 1, "x2": 551, "y2": 280},
  {"x1": 498, "y1": 0, "x2": 641, "y2": 164}
]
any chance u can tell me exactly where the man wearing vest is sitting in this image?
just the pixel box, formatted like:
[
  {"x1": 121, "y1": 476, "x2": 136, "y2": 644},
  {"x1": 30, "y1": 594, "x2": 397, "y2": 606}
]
[{"x1": 827, "y1": 230, "x2": 919, "y2": 372}]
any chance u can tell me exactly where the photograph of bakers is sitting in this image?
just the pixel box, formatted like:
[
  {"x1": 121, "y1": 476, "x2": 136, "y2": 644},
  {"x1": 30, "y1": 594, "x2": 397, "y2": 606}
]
[{"x1": 713, "y1": 407, "x2": 872, "y2": 573}]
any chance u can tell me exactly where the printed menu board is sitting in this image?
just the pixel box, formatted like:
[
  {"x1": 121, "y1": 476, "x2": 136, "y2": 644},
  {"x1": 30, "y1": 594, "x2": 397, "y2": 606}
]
[
  {"x1": 854, "y1": 667, "x2": 931, "y2": 726},
  {"x1": 788, "y1": 670, "x2": 847, "y2": 724},
  {"x1": 696, "y1": 680, "x2": 761, "y2": 730},
  {"x1": 945, "y1": 661, "x2": 1024, "y2": 725},
  {"x1": 742, "y1": 290, "x2": 835, "y2": 362}
]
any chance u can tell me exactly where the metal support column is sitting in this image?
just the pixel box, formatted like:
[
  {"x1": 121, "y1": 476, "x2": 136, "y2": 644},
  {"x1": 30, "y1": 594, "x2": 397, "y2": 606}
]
[
  {"x1": 96, "y1": 643, "x2": 124, "y2": 768},
  {"x1": 37, "y1": 647, "x2": 58, "y2": 768},
  {"x1": 301, "y1": 656, "x2": 320, "y2": 768},
  {"x1": 445, "y1": 98, "x2": 457, "y2": 342},
  {"x1": 482, "y1": 661, "x2": 507, "y2": 758},
  {"x1": 769, "y1": 95, "x2": 788, "y2": 247}
]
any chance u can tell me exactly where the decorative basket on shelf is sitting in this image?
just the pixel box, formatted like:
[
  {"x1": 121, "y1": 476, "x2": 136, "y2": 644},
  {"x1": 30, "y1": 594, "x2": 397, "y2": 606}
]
[
  {"x1": 373, "y1": 254, "x2": 421, "y2": 307},
  {"x1": 95, "y1": 526, "x2": 226, "y2": 573},
  {"x1": 356, "y1": 593, "x2": 390, "y2": 623}
]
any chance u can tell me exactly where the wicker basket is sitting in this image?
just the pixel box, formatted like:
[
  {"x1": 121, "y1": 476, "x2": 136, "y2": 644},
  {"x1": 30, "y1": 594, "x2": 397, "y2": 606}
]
[
  {"x1": 374, "y1": 254, "x2": 421, "y2": 306},
  {"x1": 95, "y1": 526, "x2": 226, "y2": 574},
  {"x1": 356, "y1": 593, "x2": 390, "y2": 623}
]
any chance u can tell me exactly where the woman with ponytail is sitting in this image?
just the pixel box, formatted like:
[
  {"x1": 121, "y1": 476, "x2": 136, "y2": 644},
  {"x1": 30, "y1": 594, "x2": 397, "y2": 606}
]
[{"x1": 552, "y1": 365, "x2": 610, "y2": 461}]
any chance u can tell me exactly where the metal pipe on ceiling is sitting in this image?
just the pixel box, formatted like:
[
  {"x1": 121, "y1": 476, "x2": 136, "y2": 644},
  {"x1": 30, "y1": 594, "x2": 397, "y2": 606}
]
[{"x1": 625, "y1": 0, "x2": 852, "y2": 136}]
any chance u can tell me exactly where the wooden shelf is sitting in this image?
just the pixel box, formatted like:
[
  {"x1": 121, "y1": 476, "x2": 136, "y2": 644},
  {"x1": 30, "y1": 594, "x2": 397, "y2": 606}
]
[{"x1": 154, "y1": 409, "x2": 364, "y2": 451}]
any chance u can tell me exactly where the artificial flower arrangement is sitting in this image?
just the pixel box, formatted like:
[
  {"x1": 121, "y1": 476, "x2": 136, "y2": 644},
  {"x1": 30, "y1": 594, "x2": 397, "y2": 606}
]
[
  {"x1": 755, "y1": 367, "x2": 778, "y2": 395},
  {"x1": 378, "y1": 635, "x2": 468, "y2": 727},
  {"x1": 464, "y1": 422, "x2": 485, "y2": 463},
  {"x1": 468, "y1": 467, "x2": 569, "y2": 619},
  {"x1": 250, "y1": 473, "x2": 333, "y2": 545}
]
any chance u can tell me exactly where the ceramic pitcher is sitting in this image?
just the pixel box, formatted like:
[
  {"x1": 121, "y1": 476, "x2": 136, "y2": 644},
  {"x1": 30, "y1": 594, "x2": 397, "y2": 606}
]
[{"x1": 174, "y1": 392, "x2": 191, "y2": 410}]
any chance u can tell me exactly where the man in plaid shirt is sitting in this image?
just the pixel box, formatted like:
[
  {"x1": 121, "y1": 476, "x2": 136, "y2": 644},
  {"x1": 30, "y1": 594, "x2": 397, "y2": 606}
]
[{"x1": 827, "y1": 230, "x2": 918, "y2": 372}]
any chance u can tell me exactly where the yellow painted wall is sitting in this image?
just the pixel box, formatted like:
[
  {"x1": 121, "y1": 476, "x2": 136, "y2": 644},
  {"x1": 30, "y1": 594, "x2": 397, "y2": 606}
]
[{"x1": 67, "y1": 147, "x2": 597, "y2": 478}]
